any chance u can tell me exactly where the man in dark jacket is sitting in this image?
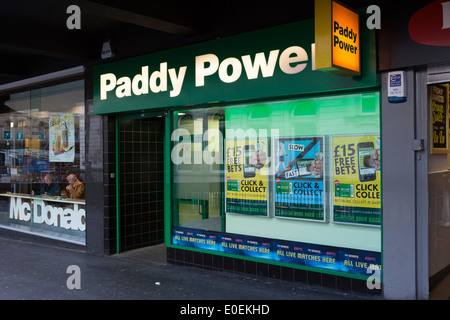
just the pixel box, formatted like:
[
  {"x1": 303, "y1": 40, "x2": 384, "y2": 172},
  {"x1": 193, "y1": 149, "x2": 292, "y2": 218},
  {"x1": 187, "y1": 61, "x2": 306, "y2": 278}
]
[{"x1": 39, "y1": 174, "x2": 60, "y2": 196}]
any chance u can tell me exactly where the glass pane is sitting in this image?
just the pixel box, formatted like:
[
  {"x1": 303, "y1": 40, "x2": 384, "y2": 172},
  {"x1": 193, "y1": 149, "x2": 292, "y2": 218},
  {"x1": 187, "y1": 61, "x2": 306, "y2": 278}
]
[
  {"x1": 0, "y1": 80, "x2": 86, "y2": 244},
  {"x1": 171, "y1": 92, "x2": 381, "y2": 254},
  {"x1": 172, "y1": 109, "x2": 224, "y2": 232},
  {"x1": 0, "y1": 91, "x2": 31, "y2": 230},
  {"x1": 224, "y1": 93, "x2": 381, "y2": 249}
]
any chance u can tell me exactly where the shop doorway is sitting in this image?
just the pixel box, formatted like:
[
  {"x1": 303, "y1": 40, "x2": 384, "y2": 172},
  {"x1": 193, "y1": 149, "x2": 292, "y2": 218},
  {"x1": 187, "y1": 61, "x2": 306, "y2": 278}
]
[
  {"x1": 118, "y1": 115, "x2": 165, "y2": 252},
  {"x1": 426, "y1": 64, "x2": 450, "y2": 299}
]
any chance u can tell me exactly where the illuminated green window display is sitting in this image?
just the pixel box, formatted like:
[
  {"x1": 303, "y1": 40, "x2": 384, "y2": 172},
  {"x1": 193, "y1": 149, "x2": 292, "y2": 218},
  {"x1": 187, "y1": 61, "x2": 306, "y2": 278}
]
[{"x1": 171, "y1": 92, "x2": 381, "y2": 277}]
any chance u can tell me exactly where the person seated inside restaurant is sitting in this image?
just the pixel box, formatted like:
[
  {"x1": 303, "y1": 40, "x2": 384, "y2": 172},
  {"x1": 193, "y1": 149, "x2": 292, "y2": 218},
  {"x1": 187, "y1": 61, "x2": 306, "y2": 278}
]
[
  {"x1": 39, "y1": 174, "x2": 60, "y2": 196},
  {"x1": 65, "y1": 174, "x2": 85, "y2": 199}
]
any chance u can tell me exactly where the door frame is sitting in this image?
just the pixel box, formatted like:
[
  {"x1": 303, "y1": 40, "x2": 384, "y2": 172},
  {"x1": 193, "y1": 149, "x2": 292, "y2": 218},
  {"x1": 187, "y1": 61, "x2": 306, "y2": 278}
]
[{"x1": 115, "y1": 111, "x2": 166, "y2": 253}]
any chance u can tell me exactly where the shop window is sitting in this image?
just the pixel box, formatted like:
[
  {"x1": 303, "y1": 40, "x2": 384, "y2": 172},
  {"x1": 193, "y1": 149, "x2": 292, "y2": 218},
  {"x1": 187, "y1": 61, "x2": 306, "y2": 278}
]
[
  {"x1": 171, "y1": 92, "x2": 382, "y2": 278},
  {"x1": 250, "y1": 106, "x2": 270, "y2": 119},
  {"x1": 172, "y1": 109, "x2": 224, "y2": 232},
  {"x1": 0, "y1": 80, "x2": 86, "y2": 244}
]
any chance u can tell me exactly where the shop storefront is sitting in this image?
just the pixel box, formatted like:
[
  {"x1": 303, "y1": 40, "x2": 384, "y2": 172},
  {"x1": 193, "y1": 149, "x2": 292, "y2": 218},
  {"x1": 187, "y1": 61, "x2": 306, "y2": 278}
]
[
  {"x1": 1, "y1": 0, "x2": 448, "y2": 300},
  {"x1": 94, "y1": 5, "x2": 382, "y2": 293},
  {"x1": 378, "y1": 0, "x2": 450, "y2": 300},
  {"x1": 0, "y1": 74, "x2": 87, "y2": 245}
]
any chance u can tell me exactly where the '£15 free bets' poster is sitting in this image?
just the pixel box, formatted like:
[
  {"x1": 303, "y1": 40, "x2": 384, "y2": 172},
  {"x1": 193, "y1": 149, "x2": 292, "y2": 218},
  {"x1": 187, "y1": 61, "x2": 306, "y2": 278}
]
[{"x1": 332, "y1": 135, "x2": 381, "y2": 226}]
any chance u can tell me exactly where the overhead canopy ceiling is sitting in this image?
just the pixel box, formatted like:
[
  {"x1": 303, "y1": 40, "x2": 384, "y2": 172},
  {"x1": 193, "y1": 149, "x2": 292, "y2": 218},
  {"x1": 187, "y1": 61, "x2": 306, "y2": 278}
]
[{"x1": 0, "y1": 0, "x2": 392, "y2": 86}]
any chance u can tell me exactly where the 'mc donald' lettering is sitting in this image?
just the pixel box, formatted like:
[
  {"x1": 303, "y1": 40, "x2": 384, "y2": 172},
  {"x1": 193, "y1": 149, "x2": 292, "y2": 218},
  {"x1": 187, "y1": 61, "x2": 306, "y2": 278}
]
[{"x1": 9, "y1": 197, "x2": 85, "y2": 231}]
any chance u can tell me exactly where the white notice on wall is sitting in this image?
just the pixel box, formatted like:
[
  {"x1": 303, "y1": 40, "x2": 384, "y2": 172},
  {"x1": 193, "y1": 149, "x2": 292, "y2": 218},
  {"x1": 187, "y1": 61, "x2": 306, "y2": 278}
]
[{"x1": 387, "y1": 71, "x2": 407, "y2": 103}]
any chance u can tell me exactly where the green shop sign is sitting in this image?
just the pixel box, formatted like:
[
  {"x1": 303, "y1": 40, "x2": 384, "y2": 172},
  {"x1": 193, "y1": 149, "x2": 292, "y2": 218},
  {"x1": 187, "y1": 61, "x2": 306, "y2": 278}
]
[{"x1": 93, "y1": 18, "x2": 377, "y2": 115}]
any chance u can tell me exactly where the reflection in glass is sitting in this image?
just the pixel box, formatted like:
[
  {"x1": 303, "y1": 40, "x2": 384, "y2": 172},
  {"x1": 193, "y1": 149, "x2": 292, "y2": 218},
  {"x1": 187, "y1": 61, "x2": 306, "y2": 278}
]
[
  {"x1": 0, "y1": 80, "x2": 86, "y2": 244},
  {"x1": 172, "y1": 109, "x2": 225, "y2": 232},
  {"x1": 171, "y1": 93, "x2": 381, "y2": 252}
]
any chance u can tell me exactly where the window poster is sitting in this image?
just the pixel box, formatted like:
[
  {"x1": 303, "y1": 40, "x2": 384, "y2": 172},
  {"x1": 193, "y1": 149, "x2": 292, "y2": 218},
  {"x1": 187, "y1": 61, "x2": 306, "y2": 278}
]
[
  {"x1": 429, "y1": 84, "x2": 449, "y2": 154},
  {"x1": 332, "y1": 135, "x2": 381, "y2": 226},
  {"x1": 225, "y1": 138, "x2": 268, "y2": 216},
  {"x1": 273, "y1": 136, "x2": 325, "y2": 221},
  {"x1": 49, "y1": 113, "x2": 75, "y2": 162}
]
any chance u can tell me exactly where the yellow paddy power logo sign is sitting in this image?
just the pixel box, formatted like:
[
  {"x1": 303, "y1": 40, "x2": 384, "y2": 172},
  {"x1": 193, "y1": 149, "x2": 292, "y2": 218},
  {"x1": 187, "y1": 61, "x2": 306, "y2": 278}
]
[{"x1": 315, "y1": 0, "x2": 360, "y2": 76}]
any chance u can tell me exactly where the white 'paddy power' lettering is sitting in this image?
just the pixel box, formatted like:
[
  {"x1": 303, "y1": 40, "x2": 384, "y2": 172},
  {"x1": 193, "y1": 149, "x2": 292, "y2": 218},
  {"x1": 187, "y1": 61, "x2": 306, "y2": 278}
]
[{"x1": 100, "y1": 45, "x2": 315, "y2": 101}]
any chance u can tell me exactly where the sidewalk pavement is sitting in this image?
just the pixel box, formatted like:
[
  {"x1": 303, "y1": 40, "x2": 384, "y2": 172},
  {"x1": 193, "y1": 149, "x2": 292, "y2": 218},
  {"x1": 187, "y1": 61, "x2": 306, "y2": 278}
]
[{"x1": 0, "y1": 234, "x2": 374, "y2": 302}]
